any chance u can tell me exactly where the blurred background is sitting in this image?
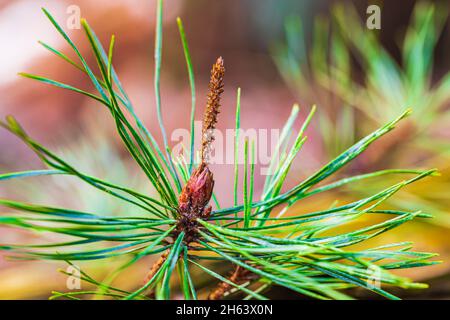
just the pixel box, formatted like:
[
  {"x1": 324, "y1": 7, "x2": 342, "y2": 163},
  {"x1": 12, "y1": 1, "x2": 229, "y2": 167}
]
[{"x1": 0, "y1": 0, "x2": 449, "y2": 299}]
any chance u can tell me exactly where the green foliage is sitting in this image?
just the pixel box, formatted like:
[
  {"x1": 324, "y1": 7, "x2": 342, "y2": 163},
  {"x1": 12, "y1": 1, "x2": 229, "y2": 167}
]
[
  {"x1": 273, "y1": 1, "x2": 450, "y2": 229},
  {"x1": 1, "y1": 119, "x2": 150, "y2": 217},
  {"x1": 274, "y1": 1, "x2": 450, "y2": 155},
  {"x1": 0, "y1": 1, "x2": 440, "y2": 299}
]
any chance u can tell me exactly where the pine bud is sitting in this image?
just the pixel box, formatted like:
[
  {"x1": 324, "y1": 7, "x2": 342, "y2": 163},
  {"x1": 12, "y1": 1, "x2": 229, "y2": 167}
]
[{"x1": 178, "y1": 163, "x2": 214, "y2": 218}]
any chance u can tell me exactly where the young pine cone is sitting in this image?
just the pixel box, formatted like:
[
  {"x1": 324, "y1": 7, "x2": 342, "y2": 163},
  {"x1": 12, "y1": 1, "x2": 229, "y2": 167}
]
[
  {"x1": 176, "y1": 163, "x2": 214, "y2": 244},
  {"x1": 178, "y1": 163, "x2": 214, "y2": 220}
]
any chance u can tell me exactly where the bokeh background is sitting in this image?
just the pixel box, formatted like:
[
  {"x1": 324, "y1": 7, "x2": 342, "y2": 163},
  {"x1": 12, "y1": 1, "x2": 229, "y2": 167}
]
[{"x1": 0, "y1": 0, "x2": 449, "y2": 299}]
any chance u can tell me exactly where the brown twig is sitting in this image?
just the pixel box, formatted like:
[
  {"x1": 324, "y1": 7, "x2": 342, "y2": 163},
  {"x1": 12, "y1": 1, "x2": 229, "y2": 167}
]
[
  {"x1": 144, "y1": 250, "x2": 170, "y2": 284},
  {"x1": 208, "y1": 266, "x2": 253, "y2": 300}
]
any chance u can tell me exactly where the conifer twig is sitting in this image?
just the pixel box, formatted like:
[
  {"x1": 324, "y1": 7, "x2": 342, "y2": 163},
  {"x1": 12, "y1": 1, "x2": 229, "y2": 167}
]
[{"x1": 144, "y1": 57, "x2": 225, "y2": 285}]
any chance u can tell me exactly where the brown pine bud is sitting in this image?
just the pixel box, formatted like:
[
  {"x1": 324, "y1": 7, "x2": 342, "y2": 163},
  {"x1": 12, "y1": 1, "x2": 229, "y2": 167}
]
[
  {"x1": 178, "y1": 163, "x2": 214, "y2": 218},
  {"x1": 176, "y1": 163, "x2": 214, "y2": 244}
]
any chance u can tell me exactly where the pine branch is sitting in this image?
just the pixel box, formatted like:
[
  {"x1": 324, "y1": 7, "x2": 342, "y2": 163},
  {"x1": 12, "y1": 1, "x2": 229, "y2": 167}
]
[{"x1": 0, "y1": 3, "x2": 441, "y2": 300}]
